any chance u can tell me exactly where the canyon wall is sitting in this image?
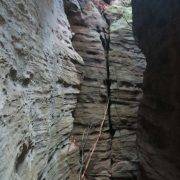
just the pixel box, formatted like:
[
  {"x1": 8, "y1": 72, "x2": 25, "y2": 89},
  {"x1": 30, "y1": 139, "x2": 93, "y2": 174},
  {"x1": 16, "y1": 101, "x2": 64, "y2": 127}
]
[
  {"x1": 0, "y1": 0, "x2": 147, "y2": 179},
  {"x1": 0, "y1": 0, "x2": 82, "y2": 179},
  {"x1": 108, "y1": 2, "x2": 145, "y2": 178},
  {"x1": 66, "y1": 1, "x2": 111, "y2": 179},
  {"x1": 67, "y1": 0, "x2": 145, "y2": 179},
  {"x1": 132, "y1": 0, "x2": 180, "y2": 180}
]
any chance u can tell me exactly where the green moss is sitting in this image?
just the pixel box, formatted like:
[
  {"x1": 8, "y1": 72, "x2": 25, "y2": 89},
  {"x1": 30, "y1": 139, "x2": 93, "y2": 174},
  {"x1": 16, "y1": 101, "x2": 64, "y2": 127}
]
[
  {"x1": 106, "y1": 5, "x2": 123, "y2": 15},
  {"x1": 110, "y1": 19, "x2": 128, "y2": 32},
  {"x1": 106, "y1": 4, "x2": 132, "y2": 21},
  {"x1": 123, "y1": 6, "x2": 132, "y2": 21},
  {"x1": 107, "y1": 4, "x2": 132, "y2": 33}
]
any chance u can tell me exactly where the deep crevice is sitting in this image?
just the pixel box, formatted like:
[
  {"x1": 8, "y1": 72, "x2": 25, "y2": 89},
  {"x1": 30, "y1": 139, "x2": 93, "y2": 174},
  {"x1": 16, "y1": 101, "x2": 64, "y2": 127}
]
[
  {"x1": 15, "y1": 140, "x2": 33, "y2": 172},
  {"x1": 98, "y1": 11, "x2": 117, "y2": 179}
]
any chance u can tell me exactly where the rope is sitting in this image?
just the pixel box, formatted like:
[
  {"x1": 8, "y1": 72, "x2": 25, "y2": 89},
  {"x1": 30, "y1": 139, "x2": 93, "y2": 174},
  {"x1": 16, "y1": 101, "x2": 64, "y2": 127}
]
[{"x1": 81, "y1": 99, "x2": 109, "y2": 179}]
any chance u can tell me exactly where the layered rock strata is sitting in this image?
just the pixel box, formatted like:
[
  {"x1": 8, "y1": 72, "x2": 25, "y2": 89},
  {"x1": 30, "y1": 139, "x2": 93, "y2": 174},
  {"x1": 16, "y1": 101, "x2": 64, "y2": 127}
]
[
  {"x1": 132, "y1": 0, "x2": 180, "y2": 180},
  {"x1": 66, "y1": 1, "x2": 111, "y2": 179},
  {"x1": 67, "y1": 0, "x2": 145, "y2": 179},
  {"x1": 0, "y1": 0, "x2": 82, "y2": 179},
  {"x1": 107, "y1": 1, "x2": 145, "y2": 179},
  {"x1": 0, "y1": 0, "x2": 147, "y2": 179}
]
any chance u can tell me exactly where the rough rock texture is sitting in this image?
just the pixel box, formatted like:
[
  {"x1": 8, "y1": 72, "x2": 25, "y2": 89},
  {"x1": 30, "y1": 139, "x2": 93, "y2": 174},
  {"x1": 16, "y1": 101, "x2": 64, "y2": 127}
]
[
  {"x1": 132, "y1": 0, "x2": 180, "y2": 180},
  {"x1": 0, "y1": 0, "x2": 82, "y2": 179},
  {"x1": 66, "y1": 1, "x2": 111, "y2": 179},
  {"x1": 0, "y1": 0, "x2": 147, "y2": 179},
  {"x1": 107, "y1": 1, "x2": 145, "y2": 178},
  {"x1": 67, "y1": 0, "x2": 145, "y2": 179}
]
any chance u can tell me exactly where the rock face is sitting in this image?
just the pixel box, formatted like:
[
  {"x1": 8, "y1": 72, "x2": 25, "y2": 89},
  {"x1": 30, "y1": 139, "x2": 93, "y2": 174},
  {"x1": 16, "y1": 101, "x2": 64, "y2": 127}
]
[
  {"x1": 67, "y1": 0, "x2": 145, "y2": 179},
  {"x1": 0, "y1": 0, "x2": 82, "y2": 179},
  {"x1": 0, "y1": 0, "x2": 146, "y2": 179},
  {"x1": 108, "y1": 2, "x2": 145, "y2": 178},
  {"x1": 132, "y1": 0, "x2": 180, "y2": 180},
  {"x1": 66, "y1": 1, "x2": 111, "y2": 179}
]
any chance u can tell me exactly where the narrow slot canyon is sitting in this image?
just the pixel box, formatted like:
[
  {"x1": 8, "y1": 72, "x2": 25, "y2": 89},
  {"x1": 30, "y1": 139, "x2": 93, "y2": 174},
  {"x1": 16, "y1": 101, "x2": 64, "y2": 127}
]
[
  {"x1": 0, "y1": 0, "x2": 180, "y2": 180},
  {"x1": 63, "y1": 0, "x2": 145, "y2": 179}
]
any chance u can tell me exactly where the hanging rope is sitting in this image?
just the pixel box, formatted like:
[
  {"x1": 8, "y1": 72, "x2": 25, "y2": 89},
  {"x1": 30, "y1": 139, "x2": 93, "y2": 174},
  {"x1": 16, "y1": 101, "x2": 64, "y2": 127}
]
[{"x1": 81, "y1": 99, "x2": 109, "y2": 179}]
